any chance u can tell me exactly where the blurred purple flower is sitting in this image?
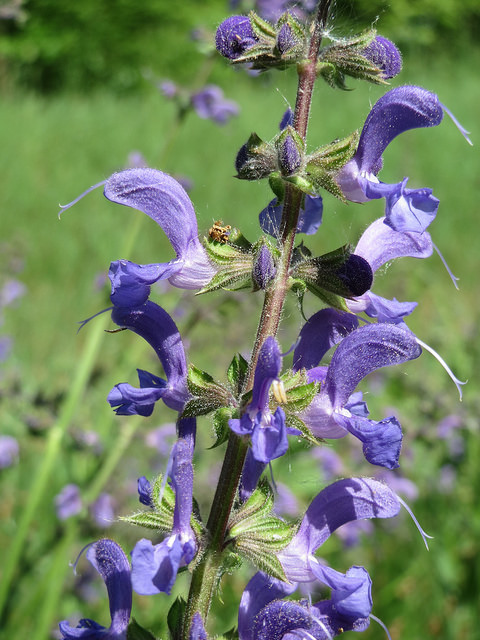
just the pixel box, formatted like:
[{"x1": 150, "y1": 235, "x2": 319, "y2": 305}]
[
  {"x1": 55, "y1": 484, "x2": 82, "y2": 520},
  {"x1": 273, "y1": 481, "x2": 299, "y2": 517},
  {"x1": 0, "y1": 278, "x2": 26, "y2": 308},
  {"x1": 127, "y1": 151, "x2": 148, "y2": 168},
  {"x1": 335, "y1": 519, "x2": 374, "y2": 549},
  {"x1": 436, "y1": 414, "x2": 464, "y2": 439},
  {"x1": 191, "y1": 85, "x2": 240, "y2": 125},
  {"x1": 312, "y1": 446, "x2": 344, "y2": 480},
  {"x1": 438, "y1": 464, "x2": 457, "y2": 494},
  {"x1": 90, "y1": 493, "x2": 116, "y2": 528},
  {"x1": 159, "y1": 80, "x2": 178, "y2": 98},
  {"x1": 0, "y1": 435, "x2": 19, "y2": 468},
  {"x1": 375, "y1": 470, "x2": 419, "y2": 501},
  {"x1": 0, "y1": 336, "x2": 13, "y2": 362},
  {"x1": 145, "y1": 422, "x2": 176, "y2": 456}
]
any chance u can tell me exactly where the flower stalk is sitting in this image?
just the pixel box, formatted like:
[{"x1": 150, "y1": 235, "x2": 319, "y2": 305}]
[{"x1": 182, "y1": 1, "x2": 333, "y2": 636}]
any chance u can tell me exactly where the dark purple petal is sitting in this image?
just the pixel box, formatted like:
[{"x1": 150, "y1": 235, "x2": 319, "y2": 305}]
[
  {"x1": 108, "y1": 370, "x2": 167, "y2": 417},
  {"x1": 238, "y1": 572, "x2": 297, "y2": 640},
  {"x1": 251, "y1": 407, "x2": 288, "y2": 462},
  {"x1": 239, "y1": 449, "x2": 267, "y2": 501},
  {"x1": 108, "y1": 259, "x2": 181, "y2": 308},
  {"x1": 334, "y1": 413, "x2": 403, "y2": 469},
  {"x1": 250, "y1": 337, "x2": 282, "y2": 411},
  {"x1": 325, "y1": 323, "x2": 422, "y2": 410},
  {"x1": 137, "y1": 476, "x2": 153, "y2": 507},
  {"x1": 215, "y1": 15, "x2": 258, "y2": 60},
  {"x1": 362, "y1": 36, "x2": 402, "y2": 79},
  {"x1": 59, "y1": 539, "x2": 132, "y2": 639},
  {"x1": 353, "y1": 85, "x2": 444, "y2": 174},
  {"x1": 279, "y1": 477, "x2": 400, "y2": 581},
  {"x1": 111, "y1": 301, "x2": 188, "y2": 412},
  {"x1": 279, "y1": 107, "x2": 294, "y2": 130},
  {"x1": 104, "y1": 169, "x2": 214, "y2": 290},
  {"x1": 354, "y1": 216, "x2": 433, "y2": 273},
  {"x1": 171, "y1": 435, "x2": 195, "y2": 540},
  {"x1": 259, "y1": 195, "x2": 323, "y2": 237},
  {"x1": 336, "y1": 253, "x2": 373, "y2": 296},
  {"x1": 293, "y1": 308, "x2": 359, "y2": 371}
]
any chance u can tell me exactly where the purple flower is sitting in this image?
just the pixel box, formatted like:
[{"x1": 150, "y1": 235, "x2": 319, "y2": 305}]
[
  {"x1": 347, "y1": 216, "x2": 433, "y2": 322},
  {"x1": 255, "y1": 0, "x2": 317, "y2": 23},
  {"x1": 137, "y1": 476, "x2": 154, "y2": 507},
  {"x1": 295, "y1": 319, "x2": 422, "y2": 468},
  {"x1": 159, "y1": 80, "x2": 178, "y2": 98},
  {"x1": 59, "y1": 539, "x2": 132, "y2": 640},
  {"x1": 132, "y1": 421, "x2": 197, "y2": 595},
  {"x1": 191, "y1": 85, "x2": 240, "y2": 125},
  {"x1": 229, "y1": 337, "x2": 289, "y2": 463},
  {"x1": 90, "y1": 493, "x2": 115, "y2": 528},
  {"x1": 239, "y1": 478, "x2": 401, "y2": 640},
  {"x1": 104, "y1": 169, "x2": 215, "y2": 306},
  {"x1": 54, "y1": 484, "x2": 82, "y2": 520},
  {"x1": 337, "y1": 86, "x2": 444, "y2": 233},
  {"x1": 0, "y1": 435, "x2": 19, "y2": 468},
  {"x1": 215, "y1": 16, "x2": 258, "y2": 60},
  {"x1": 362, "y1": 36, "x2": 402, "y2": 79},
  {"x1": 107, "y1": 301, "x2": 189, "y2": 416}
]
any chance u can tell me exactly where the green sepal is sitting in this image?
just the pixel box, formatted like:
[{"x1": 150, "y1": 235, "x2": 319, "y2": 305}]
[
  {"x1": 167, "y1": 597, "x2": 187, "y2": 640},
  {"x1": 279, "y1": 370, "x2": 319, "y2": 412},
  {"x1": 292, "y1": 243, "x2": 370, "y2": 307},
  {"x1": 305, "y1": 282, "x2": 351, "y2": 312},
  {"x1": 268, "y1": 172, "x2": 286, "y2": 202},
  {"x1": 182, "y1": 364, "x2": 234, "y2": 418},
  {"x1": 284, "y1": 412, "x2": 323, "y2": 446},
  {"x1": 233, "y1": 536, "x2": 291, "y2": 582},
  {"x1": 227, "y1": 353, "x2": 249, "y2": 396},
  {"x1": 305, "y1": 131, "x2": 359, "y2": 200},
  {"x1": 319, "y1": 30, "x2": 390, "y2": 87},
  {"x1": 228, "y1": 228, "x2": 253, "y2": 252},
  {"x1": 235, "y1": 132, "x2": 276, "y2": 181},
  {"x1": 227, "y1": 481, "x2": 297, "y2": 581},
  {"x1": 152, "y1": 473, "x2": 176, "y2": 513},
  {"x1": 217, "y1": 629, "x2": 239, "y2": 640},
  {"x1": 196, "y1": 264, "x2": 253, "y2": 295},
  {"x1": 204, "y1": 235, "x2": 248, "y2": 265},
  {"x1": 275, "y1": 11, "x2": 306, "y2": 58},
  {"x1": 249, "y1": 10, "x2": 277, "y2": 39},
  {"x1": 127, "y1": 617, "x2": 158, "y2": 640},
  {"x1": 119, "y1": 510, "x2": 173, "y2": 533},
  {"x1": 210, "y1": 407, "x2": 234, "y2": 449}
]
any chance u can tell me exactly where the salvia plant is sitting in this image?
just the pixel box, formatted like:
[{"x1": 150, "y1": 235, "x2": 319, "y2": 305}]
[{"x1": 58, "y1": 1, "x2": 471, "y2": 639}]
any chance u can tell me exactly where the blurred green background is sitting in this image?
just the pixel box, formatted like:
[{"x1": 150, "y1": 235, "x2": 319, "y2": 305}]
[{"x1": 1, "y1": 1, "x2": 479, "y2": 639}]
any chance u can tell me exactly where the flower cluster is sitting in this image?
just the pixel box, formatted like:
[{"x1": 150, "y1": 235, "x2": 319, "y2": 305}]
[{"x1": 59, "y1": 2, "x2": 469, "y2": 639}]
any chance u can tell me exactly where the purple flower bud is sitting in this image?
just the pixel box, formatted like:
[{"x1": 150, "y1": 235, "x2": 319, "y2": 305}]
[
  {"x1": 278, "y1": 134, "x2": 302, "y2": 175},
  {"x1": 253, "y1": 244, "x2": 276, "y2": 289},
  {"x1": 362, "y1": 36, "x2": 402, "y2": 79},
  {"x1": 216, "y1": 15, "x2": 258, "y2": 60},
  {"x1": 276, "y1": 22, "x2": 296, "y2": 55}
]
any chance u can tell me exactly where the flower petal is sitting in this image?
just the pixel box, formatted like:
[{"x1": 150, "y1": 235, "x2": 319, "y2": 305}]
[
  {"x1": 325, "y1": 323, "x2": 422, "y2": 411},
  {"x1": 293, "y1": 309, "x2": 359, "y2": 371}
]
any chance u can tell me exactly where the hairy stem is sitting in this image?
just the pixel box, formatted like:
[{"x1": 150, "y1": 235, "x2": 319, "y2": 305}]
[{"x1": 183, "y1": 1, "x2": 332, "y2": 635}]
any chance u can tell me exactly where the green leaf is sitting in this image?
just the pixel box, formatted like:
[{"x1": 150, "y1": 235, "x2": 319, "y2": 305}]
[
  {"x1": 127, "y1": 617, "x2": 158, "y2": 640},
  {"x1": 227, "y1": 353, "x2": 249, "y2": 395},
  {"x1": 210, "y1": 407, "x2": 234, "y2": 449},
  {"x1": 167, "y1": 597, "x2": 187, "y2": 640},
  {"x1": 119, "y1": 510, "x2": 173, "y2": 532}
]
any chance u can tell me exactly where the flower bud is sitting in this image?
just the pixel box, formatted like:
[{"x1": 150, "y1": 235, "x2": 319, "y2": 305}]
[
  {"x1": 235, "y1": 133, "x2": 277, "y2": 180},
  {"x1": 276, "y1": 22, "x2": 296, "y2": 55},
  {"x1": 278, "y1": 133, "x2": 302, "y2": 175},
  {"x1": 253, "y1": 244, "x2": 276, "y2": 290},
  {"x1": 215, "y1": 15, "x2": 258, "y2": 60},
  {"x1": 362, "y1": 36, "x2": 402, "y2": 79}
]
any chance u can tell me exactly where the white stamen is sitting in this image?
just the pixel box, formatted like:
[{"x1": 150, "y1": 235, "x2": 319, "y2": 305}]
[
  {"x1": 415, "y1": 337, "x2": 467, "y2": 400},
  {"x1": 398, "y1": 496, "x2": 433, "y2": 550},
  {"x1": 272, "y1": 379, "x2": 288, "y2": 404},
  {"x1": 432, "y1": 242, "x2": 460, "y2": 290}
]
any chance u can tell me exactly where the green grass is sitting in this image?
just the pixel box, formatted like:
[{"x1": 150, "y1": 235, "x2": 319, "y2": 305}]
[{"x1": 1, "y1": 50, "x2": 480, "y2": 640}]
